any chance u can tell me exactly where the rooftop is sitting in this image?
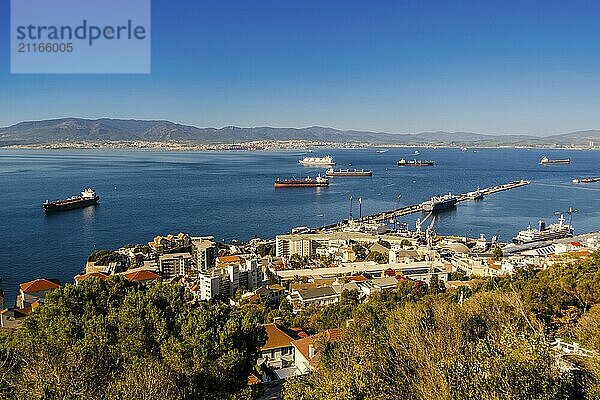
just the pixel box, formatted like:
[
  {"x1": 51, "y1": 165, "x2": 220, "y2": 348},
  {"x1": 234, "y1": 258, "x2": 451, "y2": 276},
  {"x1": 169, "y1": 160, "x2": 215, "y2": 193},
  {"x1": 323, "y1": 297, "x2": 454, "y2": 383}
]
[
  {"x1": 262, "y1": 323, "x2": 295, "y2": 350},
  {"x1": 20, "y1": 279, "x2": 60, "y2": 294},
  {"x1": 123, "y1": 269, "x2": 161, "y2": 282},
  {"x1": 297, "y1": 286, "x2": 338, "y2": 300},
  {"x1": 74, "y1": 272, "x2": 109, "y2": 283}
]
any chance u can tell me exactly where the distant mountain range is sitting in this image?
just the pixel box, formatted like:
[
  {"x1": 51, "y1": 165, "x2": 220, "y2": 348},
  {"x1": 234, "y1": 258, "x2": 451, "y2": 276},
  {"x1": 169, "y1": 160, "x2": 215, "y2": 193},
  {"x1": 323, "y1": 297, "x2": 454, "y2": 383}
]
[{"x1": 1, "y1": 118, "x2": 599, "y2": 147}]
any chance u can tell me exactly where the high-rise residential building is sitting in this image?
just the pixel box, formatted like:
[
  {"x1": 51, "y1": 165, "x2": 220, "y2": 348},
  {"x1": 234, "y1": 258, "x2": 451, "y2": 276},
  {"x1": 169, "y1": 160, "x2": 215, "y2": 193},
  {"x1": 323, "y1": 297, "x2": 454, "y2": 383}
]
[
  {"x1": 191, "y1": 236, "x2": 217, "y2": 272},
  {"x1": 158, "y1": 252, "x2": 193, "y2": 278}
]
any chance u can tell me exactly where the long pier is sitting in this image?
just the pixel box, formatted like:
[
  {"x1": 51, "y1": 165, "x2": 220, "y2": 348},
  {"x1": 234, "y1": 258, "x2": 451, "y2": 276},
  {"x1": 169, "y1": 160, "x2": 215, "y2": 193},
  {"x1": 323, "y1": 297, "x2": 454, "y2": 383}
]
[{"x1": 320, "y1": 179, "x2": 530, "y2": 230}]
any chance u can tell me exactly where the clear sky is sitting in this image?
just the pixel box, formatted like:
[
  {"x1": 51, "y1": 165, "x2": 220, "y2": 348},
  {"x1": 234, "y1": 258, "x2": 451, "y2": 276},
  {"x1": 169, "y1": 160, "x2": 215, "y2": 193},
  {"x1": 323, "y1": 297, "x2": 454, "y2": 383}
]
[{"x1": 1, "y1": 0, "x2": 599, "y2": 135}]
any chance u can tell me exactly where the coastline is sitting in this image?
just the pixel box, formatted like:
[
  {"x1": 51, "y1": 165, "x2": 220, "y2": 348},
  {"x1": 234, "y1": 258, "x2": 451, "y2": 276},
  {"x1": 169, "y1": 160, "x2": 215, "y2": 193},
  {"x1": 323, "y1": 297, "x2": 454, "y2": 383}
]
[{"x1": 0, "y1": 140, "x2": 597, "y2": 152}]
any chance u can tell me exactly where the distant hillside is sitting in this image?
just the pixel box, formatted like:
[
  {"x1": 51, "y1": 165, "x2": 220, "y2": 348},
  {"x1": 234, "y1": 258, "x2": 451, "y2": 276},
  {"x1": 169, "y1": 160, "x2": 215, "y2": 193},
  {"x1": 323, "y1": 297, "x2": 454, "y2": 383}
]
[{"x1": 0, "y1": 118, "x2": 599, "y2": 147}]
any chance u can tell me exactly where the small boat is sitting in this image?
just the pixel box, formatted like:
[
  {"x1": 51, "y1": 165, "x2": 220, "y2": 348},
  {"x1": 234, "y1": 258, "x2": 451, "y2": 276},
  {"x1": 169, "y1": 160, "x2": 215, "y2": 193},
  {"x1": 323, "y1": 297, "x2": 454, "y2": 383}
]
[
  {"x1": 376, "y1": 149, "x2": 388, "y2": 153},
  {"x1": 540, "y1": 156, "x2": 570, "y2": 165},
  {"x1": 326, "y1": 168, "x2": 373, "y2": 177}
]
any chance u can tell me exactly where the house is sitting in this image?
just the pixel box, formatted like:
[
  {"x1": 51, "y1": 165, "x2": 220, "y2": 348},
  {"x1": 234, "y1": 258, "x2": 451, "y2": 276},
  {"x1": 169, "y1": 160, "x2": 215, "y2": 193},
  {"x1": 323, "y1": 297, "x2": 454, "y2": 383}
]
[
  {"x1": 332, "y1": 281, "x2": 361, "y2": 296},
  {"x1": 369, "y1": 242, "x2": 391, "y2": 257},
  {"x1": 389, "y1": 248, "x2": 420, "y2": 264},
  {"x1": 292, "y1": 328, "x2": 344, "y2": 374},
  {"x1": 16, "y1": 279, "x2": 60, "y2": 308},
  {"x1": 259, "y1": 323, "x2": 296, "y2": 369},
  {"x1": 288, "y1": 286, "x2": 339, "y2": 310},
  {"x1": 360, "y1": 276, "x2": 398, "y2": 296},
  {"x1": 254, "y1": 284, "x2": 286, "y2": 306}
]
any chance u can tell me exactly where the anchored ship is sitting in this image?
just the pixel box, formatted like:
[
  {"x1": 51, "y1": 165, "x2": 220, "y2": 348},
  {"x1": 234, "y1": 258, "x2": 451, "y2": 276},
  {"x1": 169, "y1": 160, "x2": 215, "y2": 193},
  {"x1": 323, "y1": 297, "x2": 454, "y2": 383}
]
[
  {"x1": 398, "y1": 159, "x2": 434, "y2": 167},
  {"x1": 326, "y1": 168, "x2": 372, "y2": 177},
  {"x1": 299, "y1": 155, "x2": 335, "y2": 166},
  {"x1": 540, "y1": 156, "x2": 570, "y2": 165},
  {"x1": 274, "y1": 175, "x2": 329, "y2": 188},
  {"x1": 512, "y1": 212, "x2": 574, "y2": 244},
  {"x1": 43, "y1": 188, "x2": 99, "y2": 212},
  {"x1": 572, "y1": 177, "x2": 600, "y2": 184},
  {"x1": 421, "y1": 193, "x2": 458, "y2": 212}
]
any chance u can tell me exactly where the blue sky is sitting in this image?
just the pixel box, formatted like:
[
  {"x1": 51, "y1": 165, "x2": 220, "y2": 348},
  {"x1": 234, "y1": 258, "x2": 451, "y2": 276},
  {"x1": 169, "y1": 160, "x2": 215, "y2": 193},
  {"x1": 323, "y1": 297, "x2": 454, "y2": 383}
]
[{"x1": 1, "y1": 0, "x2": 599, "y2": 135}]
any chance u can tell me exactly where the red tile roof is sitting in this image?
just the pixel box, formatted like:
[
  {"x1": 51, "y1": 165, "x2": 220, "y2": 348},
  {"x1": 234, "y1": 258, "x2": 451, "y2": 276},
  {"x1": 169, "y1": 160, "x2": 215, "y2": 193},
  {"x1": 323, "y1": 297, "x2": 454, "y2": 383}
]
[
  {"x1": 261, "y1": 323, "x2": 295, "y2": 350},
  {"x1": 123, "y1": 270, "x2": 161, "y2": 282},
  {"x1": 348, "y1": 275, "x2": 368, "y2": 282},
  {"x1": 20, "y1": 279, "x2": 60, "y2": 294},
  {"x1": 292, "y1": 328, "x2": 344, "y2": 367}
]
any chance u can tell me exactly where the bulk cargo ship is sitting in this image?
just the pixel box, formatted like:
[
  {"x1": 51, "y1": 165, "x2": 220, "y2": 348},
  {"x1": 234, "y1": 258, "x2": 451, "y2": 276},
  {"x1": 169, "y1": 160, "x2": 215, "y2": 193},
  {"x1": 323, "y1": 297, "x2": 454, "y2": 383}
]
[
  {"x1": 398, "y1": 158, "x2": 434, "y2": 166},
  {"x1": 274, "y1": 175, "x2": 329, "y2": 188},
  {"x1": 299, "y1": 155, "x2": 335, "y2": 166},
  {"x1": 43, "y1": 188, "x2": 99, "y2": 212},
  {"x1": 512, "y1": 213, "x2": 574, "y2": 244},
  {"x1": 540, "y1": 156, "x2": 570, "y2": 165},
  {"x1": 421, "y1": 193, "x2": 458, "y2": 212},
  {"x1": 326, "y1": 168, "x2": 372, "y2": 177}
]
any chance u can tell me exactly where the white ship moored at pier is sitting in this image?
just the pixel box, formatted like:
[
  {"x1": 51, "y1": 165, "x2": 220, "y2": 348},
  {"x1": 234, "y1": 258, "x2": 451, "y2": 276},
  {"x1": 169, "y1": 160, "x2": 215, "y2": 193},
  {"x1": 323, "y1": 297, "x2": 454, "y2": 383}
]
[{"x1": 512, "y1": 213, "x2": 574, "y2": 244}]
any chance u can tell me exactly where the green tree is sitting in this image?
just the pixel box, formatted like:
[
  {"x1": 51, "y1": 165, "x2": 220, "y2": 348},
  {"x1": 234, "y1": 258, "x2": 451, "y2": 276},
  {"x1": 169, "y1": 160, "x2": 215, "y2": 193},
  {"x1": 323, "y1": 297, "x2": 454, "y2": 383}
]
[
  {"x1": 366, "y1": 250, "x2": 387, "y2": 264},
  {"x1": 492, "y1": 246, "x2": 503, "y2": 261},
  {"x1": 0, "y1": 276, "x2": 265, "y2": 400}
]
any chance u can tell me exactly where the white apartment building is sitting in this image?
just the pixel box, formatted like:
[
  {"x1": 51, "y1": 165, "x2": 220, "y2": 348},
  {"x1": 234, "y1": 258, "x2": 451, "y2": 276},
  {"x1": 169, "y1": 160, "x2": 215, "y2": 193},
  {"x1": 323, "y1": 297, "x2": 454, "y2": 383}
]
[{"x1": 198, "y1": 257, "x2": 262, "y2": 301}]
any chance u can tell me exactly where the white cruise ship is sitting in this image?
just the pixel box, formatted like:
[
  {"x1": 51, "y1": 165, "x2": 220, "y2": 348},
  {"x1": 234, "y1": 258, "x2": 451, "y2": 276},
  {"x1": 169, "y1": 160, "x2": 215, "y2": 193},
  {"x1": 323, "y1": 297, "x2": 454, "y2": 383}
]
[
  {"x1": 298, "y1": 155, "x2": 335, "y2": 166},
  {"x1": 512, "y1": 214, "x2": 574, "y2": 244}
]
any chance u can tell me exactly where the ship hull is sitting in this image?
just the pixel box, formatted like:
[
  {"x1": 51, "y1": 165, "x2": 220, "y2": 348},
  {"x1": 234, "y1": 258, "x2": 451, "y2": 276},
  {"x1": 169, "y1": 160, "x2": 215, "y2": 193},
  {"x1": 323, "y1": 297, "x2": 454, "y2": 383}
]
[
  {"x1": 512, "y1": 231, "x2": 572, "y2": 244},
  {"x1": 43, "y1": 197, "x2": 99, "y2": 212},
  {"x1": 398, "y1": 161, "x2": 434, "y2": 167},
  {"x1": 299, "y1": 162, "x2": 335, "y2": 166},
  {"x1": 540, "y1": 160, "x2": 570, "y2": 165},
  {"x1": 326, "y1": 170, "x2": 372, "y2": 177},
  {"x1": 422, "y1": 199, "x2": 457, "y2": 212},
  {"x1": 274, "y1": 182, "x2": 329, "y2": 188}
]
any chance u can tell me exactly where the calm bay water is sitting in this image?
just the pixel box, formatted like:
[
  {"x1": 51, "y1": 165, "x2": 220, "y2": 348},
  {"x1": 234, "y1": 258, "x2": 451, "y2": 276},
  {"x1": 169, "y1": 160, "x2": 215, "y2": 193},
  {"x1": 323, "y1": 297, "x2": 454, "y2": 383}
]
[{"x1": 1, "y1": 147, "x2": 599, "y2": 304}]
